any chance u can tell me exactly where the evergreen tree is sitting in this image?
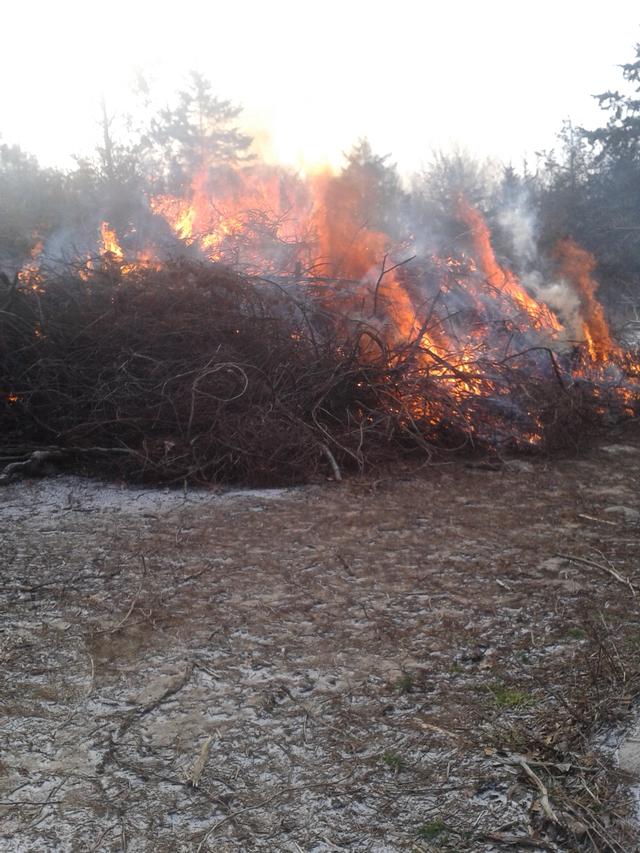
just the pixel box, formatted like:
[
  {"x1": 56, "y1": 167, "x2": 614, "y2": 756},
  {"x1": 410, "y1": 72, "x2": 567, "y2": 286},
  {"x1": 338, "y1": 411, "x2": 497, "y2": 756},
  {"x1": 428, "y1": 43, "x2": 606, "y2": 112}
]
[
  {"x1": 337, "y1": 138, "x2": 404, "y2": 237},
  {"x1": 582, "y1": 44, "x2": 640, "y2": 162},
  {"x1": 147, "y1": 72, "x2": 253, "y2": 191}
]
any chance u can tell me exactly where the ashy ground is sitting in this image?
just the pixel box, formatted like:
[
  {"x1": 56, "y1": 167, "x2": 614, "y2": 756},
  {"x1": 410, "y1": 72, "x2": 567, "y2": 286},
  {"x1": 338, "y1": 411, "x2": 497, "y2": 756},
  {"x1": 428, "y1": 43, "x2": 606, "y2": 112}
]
[{"x1": 1, "y1": 425, "x2": 640, "y2": 852}]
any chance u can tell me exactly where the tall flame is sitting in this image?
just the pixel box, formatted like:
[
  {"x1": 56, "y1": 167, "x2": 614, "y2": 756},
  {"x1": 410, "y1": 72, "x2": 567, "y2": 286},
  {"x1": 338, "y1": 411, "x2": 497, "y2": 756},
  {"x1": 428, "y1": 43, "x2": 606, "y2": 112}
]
[
  {"x1": 553, "y1": 237, "x2": 619, "y2": 360},
  {"x1": 457, "y1": 197, "x2": 563, "y2": 334}
]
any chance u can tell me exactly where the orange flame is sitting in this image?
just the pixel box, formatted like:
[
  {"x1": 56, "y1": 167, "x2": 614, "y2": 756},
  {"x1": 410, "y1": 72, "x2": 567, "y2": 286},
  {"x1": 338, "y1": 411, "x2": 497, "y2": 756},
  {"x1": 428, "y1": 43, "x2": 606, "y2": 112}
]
[
  {"x1": 457, "y1": 197, "x2": 563, "y2": 334},
  {"x1": 17, "y1": 238, "x2": 45, "y2": 291},
  {"x1": 100, "y1": 222, "x2": 124, "y2": 261},
  {"x1": 553, "y1": 237, "x2": 619, "y2": 361}
]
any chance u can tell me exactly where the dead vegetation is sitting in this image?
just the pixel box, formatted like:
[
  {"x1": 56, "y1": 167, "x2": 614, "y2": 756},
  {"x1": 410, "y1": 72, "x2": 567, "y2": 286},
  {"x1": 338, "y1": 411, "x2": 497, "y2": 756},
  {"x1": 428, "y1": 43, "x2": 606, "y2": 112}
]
[{"x1": 1, "y1": 262, "x2": 637, "y2": 487}]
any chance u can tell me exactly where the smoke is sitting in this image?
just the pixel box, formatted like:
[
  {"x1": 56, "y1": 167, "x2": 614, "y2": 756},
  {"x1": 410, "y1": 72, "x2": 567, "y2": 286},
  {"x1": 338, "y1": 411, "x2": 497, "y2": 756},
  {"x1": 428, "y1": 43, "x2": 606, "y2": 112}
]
[
  {"x1": 497, "y1": 193, "x2": 537, "y2": 265},
  {"x1": 497, "y1": 192, "x2": 587, "y2": 341},
  {"x1": 523, "y1": 270, "x2": 582, "y2": 339}
]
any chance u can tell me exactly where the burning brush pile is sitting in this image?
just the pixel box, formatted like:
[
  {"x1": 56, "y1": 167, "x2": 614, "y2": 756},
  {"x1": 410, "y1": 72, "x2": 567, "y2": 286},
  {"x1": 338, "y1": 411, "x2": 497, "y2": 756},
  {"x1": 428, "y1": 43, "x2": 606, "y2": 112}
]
[{"x1": 1, "y1": 163, "x2": 638, "y2": 486}]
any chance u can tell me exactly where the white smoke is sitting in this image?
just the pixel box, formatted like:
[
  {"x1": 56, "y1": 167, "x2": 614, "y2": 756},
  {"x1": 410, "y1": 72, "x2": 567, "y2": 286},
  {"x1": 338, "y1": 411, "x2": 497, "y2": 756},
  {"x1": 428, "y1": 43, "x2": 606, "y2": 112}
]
[
  {"x1": 523, "y1": 270, "x2": 581, "y2": 340},
  {"x1": 498, "y1": 193, "x2": 584, "y2": 342},
  {"x1": 497, "y1": 194, "x2": 537, "y2": 265}
]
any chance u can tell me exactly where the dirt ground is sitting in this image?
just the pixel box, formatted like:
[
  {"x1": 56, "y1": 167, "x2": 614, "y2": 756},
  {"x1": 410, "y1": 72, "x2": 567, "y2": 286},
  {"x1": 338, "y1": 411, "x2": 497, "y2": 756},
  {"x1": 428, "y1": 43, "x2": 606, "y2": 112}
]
[{"x1": 2, "y1": 425, "x2": 640, "y2": 852}]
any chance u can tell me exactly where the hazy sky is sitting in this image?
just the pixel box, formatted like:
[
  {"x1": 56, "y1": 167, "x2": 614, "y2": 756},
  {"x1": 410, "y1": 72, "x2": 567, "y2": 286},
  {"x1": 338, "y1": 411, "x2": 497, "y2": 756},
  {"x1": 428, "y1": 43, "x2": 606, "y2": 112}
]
[{"x1": 2, "y1": 0, "x2": 639, "y2": 173}]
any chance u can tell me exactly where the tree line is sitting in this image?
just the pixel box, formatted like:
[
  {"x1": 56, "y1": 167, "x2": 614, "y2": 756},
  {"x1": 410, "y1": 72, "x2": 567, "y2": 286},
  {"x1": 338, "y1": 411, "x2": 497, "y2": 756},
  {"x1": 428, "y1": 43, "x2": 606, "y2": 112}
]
[{"x1": 1, "y1": 45, "x2": 640, "y2": 314}]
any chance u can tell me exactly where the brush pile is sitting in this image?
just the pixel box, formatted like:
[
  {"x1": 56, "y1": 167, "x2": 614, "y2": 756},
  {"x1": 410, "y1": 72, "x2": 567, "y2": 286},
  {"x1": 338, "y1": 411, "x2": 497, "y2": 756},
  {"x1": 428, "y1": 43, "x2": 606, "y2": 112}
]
[{"x1": 0, "y1": 261, "x2": 637, "y2": 486}]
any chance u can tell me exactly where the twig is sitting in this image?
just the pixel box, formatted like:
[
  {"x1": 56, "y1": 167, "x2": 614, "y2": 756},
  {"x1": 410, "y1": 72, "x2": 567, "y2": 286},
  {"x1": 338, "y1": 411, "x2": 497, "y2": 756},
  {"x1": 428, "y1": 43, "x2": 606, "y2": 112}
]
[
  {"x1": 185, "y1": 735, "x2": 214, "y2": 788},
  {"x1": 556, "y1": 552, "x2": 636, "y2": 596},
  {"x1": 372, "y1": 254, "x2": 416, "y2": 317},
  {"x1": 110, "y1": 584, "x2": 143, "y2": 633},
  {"x1": 196, "y1": 773, "x2": 354, "y2": 851},
  {"x1": 89, "y1": 824, "x2": 120, "y2": 852},
  {"x1": 477, "y1": 833, "x2": 557, "y2": 850},
  {"x1": 577, "y1": 513, "x2": 617, "y2": 526},
  {"x1": 319, "y1": 443, "x2": 342, "y2": 481},
  {"x1": 514, "y1": 755, "x2": 560, "y2": 824}
]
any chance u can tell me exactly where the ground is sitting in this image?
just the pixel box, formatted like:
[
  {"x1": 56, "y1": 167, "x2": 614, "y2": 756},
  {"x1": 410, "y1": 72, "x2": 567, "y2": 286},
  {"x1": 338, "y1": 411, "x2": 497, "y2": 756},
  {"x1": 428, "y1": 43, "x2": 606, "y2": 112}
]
[{"x1": 1, "y1": 426, "x2": 640, "y2": 852}]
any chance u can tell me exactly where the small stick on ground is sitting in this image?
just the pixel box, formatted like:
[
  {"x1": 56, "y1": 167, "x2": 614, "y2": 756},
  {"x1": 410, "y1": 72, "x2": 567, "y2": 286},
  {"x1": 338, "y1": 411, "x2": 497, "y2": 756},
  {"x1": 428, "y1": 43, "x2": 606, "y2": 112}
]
[
  {"x1": 556, "y1": 552, "x2": 636, "y2": 596},
  {"x1": 110, "y1": 584, "x2": 143, "y2": 633},
  {"x1": 514, "y1": 755, "x2": 560, "y2": 824},
  {"x1": 577, "y1": 513, "x2": 617, "y2": 526},
  {"x1": 185, "y1": 735, "x2": 213, "y2": 788}
]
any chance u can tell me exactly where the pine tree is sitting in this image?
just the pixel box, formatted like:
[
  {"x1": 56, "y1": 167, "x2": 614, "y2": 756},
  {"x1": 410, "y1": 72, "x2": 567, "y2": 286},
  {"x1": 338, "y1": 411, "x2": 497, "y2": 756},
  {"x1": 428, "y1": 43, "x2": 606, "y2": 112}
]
[
  {"x1": 582, "y1": 43, "x2": 640, "y2": 162},
  {"x1": 148, "y1": 72, "x2": 252, "y2": 191}
]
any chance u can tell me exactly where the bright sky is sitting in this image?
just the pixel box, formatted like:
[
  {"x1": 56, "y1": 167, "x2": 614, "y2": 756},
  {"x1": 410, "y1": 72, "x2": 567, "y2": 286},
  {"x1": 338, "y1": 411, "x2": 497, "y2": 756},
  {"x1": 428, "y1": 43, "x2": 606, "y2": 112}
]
[{"x1": 2, "y1": 0, "x2": 639, "y2": 174}]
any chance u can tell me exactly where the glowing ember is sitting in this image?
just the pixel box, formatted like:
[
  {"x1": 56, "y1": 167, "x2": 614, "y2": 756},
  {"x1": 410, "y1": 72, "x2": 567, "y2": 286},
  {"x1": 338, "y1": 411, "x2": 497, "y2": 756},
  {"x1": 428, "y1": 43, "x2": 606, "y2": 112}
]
[{"x1": 17, "y1": 238, "x2": 45, "y2": 291}]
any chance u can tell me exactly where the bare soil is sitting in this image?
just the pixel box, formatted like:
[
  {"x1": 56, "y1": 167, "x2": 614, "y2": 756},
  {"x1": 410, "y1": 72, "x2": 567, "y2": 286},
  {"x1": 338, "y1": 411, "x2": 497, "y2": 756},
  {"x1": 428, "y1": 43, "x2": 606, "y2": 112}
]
[{"x1": 2, "y1": 426, "x2": 640, "y2": 852}]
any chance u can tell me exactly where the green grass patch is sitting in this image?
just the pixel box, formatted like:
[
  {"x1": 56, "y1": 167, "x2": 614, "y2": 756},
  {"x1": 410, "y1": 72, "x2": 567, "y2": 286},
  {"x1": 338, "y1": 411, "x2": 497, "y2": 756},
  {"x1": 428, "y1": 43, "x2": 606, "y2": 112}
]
[
  {"x1": 417, "y1": 819, "x2": 446, "y2": 840},
  {"x1": 381, "y1": 750, "x2": 404, "y2": 771},
  {"x1": 567, "y1": 627, "x2": 586, "y2": 640},
  {"x1": 395, "y1": 674, "x2": 414, "y2": 694},
  {"x1": 489, "y1": 684, "x2": 535, "y2": 709}
]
